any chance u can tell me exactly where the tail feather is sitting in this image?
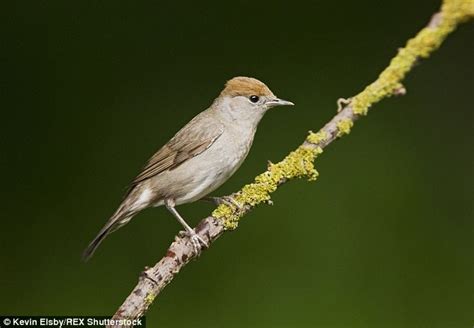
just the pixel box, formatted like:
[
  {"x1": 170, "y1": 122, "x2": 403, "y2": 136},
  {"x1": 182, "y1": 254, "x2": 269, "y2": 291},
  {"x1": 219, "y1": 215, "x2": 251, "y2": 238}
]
[{"x1": 82, "y1": 207, "x2": 134, "y2": 262}]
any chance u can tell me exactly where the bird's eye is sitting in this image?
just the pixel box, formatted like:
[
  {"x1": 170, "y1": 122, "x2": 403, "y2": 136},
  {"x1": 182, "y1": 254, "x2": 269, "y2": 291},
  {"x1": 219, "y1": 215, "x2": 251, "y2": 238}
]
[{"x1": 249, "y1": 95, "x2": 259, "y2": 103}]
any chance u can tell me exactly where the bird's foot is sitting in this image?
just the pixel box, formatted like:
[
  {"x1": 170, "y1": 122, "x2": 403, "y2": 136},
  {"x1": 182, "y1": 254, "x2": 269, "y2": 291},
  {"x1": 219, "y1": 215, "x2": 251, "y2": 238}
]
[{"x1": 188, "y1": 231, "x2": 208, "y2": 256}]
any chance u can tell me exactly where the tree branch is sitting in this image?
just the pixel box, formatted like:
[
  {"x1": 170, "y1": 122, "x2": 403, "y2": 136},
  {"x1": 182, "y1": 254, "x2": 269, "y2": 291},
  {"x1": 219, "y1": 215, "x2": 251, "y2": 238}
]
[{"x1": 109, "y1": 0, "x2": 473, "y2": 325}]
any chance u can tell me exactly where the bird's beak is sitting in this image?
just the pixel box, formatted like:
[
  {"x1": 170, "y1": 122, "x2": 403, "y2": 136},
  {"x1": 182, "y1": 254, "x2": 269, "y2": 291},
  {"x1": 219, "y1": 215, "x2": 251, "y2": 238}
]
[{"x1": 267, "y1": 98, "x2": 295, "y2": 108}]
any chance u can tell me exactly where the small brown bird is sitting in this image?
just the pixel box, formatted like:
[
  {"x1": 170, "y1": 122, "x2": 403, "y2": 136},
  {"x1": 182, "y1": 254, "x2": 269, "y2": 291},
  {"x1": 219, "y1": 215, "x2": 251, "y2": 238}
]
[{"x1": 82, "y1": 76, "x2": 294, "y2": 261}]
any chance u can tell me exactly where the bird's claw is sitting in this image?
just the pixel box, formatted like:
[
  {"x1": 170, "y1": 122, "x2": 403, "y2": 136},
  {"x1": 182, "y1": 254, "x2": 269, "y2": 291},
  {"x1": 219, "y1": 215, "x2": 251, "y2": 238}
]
[{"x1": 189, "y1": 232, "x2": 208, "y2": 256}]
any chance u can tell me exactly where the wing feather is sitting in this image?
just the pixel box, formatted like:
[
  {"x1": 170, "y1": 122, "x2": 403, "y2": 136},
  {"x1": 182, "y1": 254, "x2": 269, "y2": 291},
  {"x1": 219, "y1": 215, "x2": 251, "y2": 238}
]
[{"x1": 129, "y1": 113, "x2": 223, "y2": 188}]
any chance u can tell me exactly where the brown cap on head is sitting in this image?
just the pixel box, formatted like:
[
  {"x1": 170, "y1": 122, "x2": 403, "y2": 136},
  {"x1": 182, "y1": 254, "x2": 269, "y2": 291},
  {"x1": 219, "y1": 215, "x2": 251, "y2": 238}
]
[{"x1": 220, "y1": 76, "x2": 275, "y2": 98}]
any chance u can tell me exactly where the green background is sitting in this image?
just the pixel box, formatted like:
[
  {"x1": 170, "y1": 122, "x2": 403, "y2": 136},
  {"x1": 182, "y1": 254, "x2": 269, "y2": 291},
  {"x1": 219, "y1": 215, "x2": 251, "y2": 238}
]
[{"x1": 2, "y1": 1, "x2": 473, "y2": 327}]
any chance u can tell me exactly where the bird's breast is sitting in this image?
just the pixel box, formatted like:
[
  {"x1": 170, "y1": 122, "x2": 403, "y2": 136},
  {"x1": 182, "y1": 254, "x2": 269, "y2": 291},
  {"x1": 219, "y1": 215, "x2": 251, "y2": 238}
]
[{"x1": 170, "y1": 127, "x2": 256, "y2": 205}]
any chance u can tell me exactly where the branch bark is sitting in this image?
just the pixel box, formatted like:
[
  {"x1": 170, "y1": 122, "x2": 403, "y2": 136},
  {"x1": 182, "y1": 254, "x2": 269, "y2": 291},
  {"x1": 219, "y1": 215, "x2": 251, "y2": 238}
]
[{"x1": 109, "y1": 0, "x2": 473, "y2": 325}]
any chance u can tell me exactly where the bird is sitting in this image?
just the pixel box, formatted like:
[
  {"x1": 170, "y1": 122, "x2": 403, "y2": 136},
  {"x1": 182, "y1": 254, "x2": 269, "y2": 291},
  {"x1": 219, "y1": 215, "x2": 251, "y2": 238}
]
[{"x1": 82, "y1": 76, "x2": 294, "y2": 261}]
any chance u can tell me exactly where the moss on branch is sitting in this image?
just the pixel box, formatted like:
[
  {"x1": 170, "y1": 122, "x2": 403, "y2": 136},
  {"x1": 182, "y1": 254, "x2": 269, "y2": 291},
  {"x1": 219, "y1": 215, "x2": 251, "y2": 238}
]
[
  {"x1": 213, "y1": 144, "x2": 323, "y2": 229},
  {"x1": 352, "y1": 0, "x2": 474, "y2": 115},
  {"x1": 212, "y1": 0, "x2": 474, "y2": 230},
  {"x1": 112, "y1": 0, "x2": 474, "y2": 322}
]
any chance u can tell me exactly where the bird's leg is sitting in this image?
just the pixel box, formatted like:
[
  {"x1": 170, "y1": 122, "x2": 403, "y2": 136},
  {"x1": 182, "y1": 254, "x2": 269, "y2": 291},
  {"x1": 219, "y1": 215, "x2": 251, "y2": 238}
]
[
  {"x1": 201, "y1": 195, "x2": 242, "y2": 209},
  {"x1": 164, "y1": 199, "x2": 208, "y2": 255}
]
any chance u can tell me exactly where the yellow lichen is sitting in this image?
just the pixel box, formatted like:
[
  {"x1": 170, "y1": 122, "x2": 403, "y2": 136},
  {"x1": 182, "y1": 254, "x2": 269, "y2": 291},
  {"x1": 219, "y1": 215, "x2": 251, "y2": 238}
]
[
  {"x1": 306, "y1": 130, "x2": 329, "y2": 145},
  {"x1": 145, "y1": 293, "x2": 156, "y2": 306},
  {"x1": 352, "y1": 0, "x2": 473, "y2": 116},
  {"x1": 213, "y1": 145, "x2": 322, "y2": 230},
  {"x1": 336, "y1": 119, "x2": 354, "y2": 137},
  {"x1": 214, "y1": 0, "x2": 474, "y2": 230}
]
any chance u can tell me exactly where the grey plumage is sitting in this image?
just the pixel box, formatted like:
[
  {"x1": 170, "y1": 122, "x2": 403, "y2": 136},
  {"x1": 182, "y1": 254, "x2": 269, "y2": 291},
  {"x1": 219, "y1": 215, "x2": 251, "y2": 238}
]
[{"x1": 82, "y1": 77, "x2": 293, "y2": 261}]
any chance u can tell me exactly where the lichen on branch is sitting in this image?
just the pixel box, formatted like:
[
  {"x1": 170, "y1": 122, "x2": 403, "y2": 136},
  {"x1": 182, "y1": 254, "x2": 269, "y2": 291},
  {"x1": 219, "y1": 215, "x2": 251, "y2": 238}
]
[
  {"x1": 213, "y1": 143, "x2": 323, "y2": 229},
  {"x1": 213, "y1": 0, "x2": 474, "y2": 231},
  {"x1": 352, "y1": 0, "x2": 474, "y2": 115},
  {"x1": 110, "y1": 1, "x2": 474, "y2": 325}
]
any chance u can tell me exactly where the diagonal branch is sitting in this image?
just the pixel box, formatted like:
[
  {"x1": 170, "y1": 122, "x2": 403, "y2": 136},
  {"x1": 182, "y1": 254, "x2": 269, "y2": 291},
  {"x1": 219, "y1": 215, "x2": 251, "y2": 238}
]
[{"x1": 109, "y1": 0, "x2": 473, "y2": 325}]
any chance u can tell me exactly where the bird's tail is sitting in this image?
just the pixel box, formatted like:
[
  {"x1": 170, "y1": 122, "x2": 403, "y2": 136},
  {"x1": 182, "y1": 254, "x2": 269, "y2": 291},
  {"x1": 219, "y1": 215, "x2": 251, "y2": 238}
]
[{"x1": 82, "y1": 204, "x2": 135, "y2": 262}]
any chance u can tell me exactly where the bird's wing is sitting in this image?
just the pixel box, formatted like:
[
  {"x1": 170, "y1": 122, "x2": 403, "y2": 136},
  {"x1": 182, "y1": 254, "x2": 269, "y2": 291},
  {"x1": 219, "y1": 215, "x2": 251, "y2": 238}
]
[{"x1": 129, "y1": 114, "x2": 224, "y2": 188}]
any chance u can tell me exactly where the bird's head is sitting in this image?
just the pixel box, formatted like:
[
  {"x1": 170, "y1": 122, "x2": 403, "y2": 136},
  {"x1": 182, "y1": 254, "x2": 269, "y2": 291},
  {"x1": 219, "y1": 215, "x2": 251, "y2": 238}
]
[{"x1": 213, "y1": 76, "x2": 294, "y2": 125}]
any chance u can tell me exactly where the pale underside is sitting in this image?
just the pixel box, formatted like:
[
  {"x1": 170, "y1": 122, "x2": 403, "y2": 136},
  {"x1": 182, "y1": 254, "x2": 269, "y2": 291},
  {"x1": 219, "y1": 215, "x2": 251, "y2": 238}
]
[{"x1": 124, "y1": 109, "x2": 256, "y2": 214}]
